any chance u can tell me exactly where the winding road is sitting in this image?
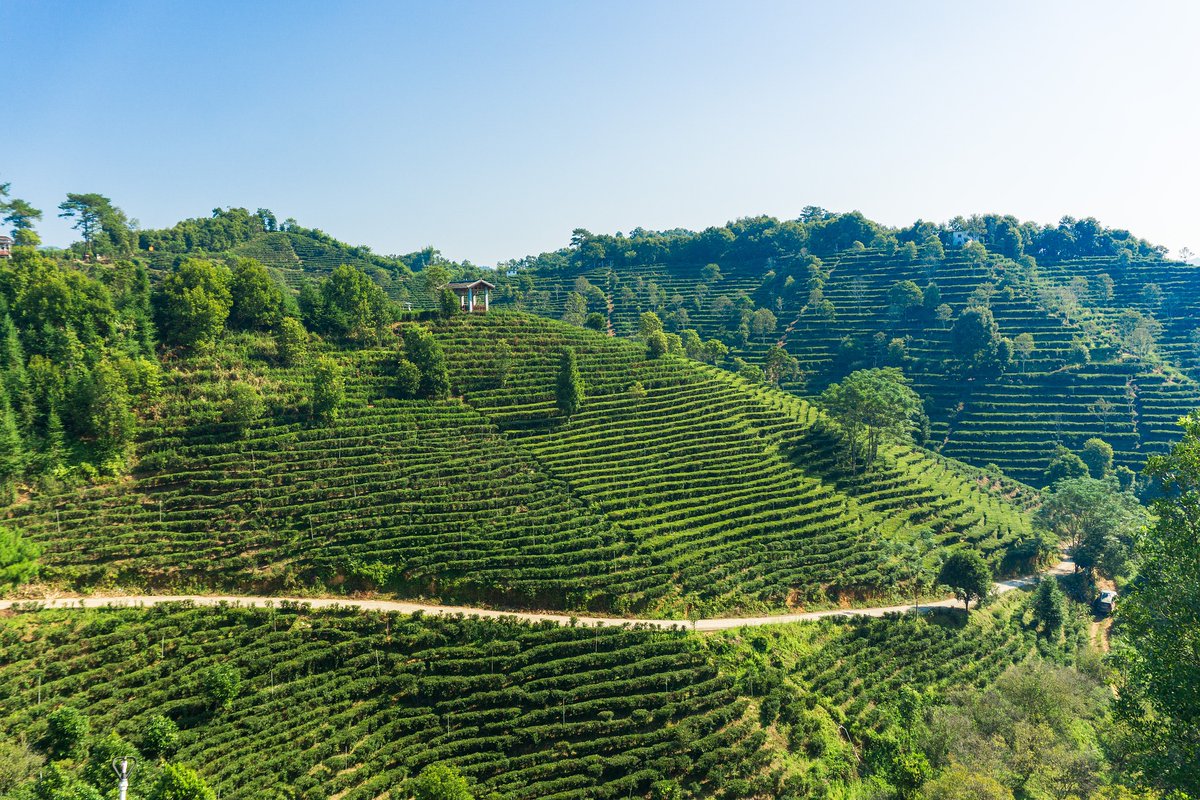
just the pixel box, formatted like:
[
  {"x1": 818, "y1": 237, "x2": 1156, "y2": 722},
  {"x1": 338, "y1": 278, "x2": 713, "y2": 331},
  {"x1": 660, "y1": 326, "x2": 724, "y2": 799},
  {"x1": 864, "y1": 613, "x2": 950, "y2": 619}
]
[{"x1": 0, "y1": 559, "x2": 1075, "y2": 632}]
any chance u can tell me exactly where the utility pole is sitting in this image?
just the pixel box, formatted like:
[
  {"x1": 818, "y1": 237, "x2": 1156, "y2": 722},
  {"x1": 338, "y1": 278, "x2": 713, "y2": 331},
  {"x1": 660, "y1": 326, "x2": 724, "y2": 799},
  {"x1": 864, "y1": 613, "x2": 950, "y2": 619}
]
[{"x1": 112, "y1": 757, "x2": 134, "y2": 800}]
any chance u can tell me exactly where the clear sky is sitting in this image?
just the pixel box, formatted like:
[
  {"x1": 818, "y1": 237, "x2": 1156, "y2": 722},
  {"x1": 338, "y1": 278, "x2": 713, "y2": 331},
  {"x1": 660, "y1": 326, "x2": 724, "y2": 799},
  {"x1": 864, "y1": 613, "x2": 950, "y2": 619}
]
[{"x1": 3, "y1": 0, "x2": 1197, "y2": 264}]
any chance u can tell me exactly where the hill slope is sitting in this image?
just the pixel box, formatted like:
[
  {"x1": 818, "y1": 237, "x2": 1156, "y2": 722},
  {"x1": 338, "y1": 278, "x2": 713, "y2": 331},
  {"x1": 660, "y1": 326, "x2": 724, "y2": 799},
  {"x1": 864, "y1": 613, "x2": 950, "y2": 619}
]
[{"x1": 5, "y1": 313, "x2": 1035, "y2": 616}]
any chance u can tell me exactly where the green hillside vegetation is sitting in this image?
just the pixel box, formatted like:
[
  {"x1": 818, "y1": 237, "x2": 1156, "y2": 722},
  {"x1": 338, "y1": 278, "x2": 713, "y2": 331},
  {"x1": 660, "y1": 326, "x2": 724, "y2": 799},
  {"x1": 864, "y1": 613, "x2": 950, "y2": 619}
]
[
  {"x1": 4, "y1": 308, "x2": 1037, "y2": 616},
  {"x1": 502, "y1": 213, "x2": 1199, "y2": 487},
  {"x1": 0, "y1": 586, "x2": 1120, "y2": 800}
]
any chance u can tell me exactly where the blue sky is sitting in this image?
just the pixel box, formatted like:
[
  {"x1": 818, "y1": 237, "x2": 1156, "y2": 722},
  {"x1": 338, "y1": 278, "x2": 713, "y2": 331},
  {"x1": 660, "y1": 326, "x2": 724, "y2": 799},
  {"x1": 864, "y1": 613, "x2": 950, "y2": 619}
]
[{"x1": 3, "y1": 1, "x2": 1197, "y2": 263}]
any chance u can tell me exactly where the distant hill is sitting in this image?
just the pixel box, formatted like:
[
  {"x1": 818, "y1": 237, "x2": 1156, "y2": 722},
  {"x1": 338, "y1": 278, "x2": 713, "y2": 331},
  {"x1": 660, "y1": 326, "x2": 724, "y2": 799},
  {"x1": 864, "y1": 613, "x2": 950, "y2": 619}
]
[{"x1": 500, "y1": 213, "x2": 1200, "y2": 486}]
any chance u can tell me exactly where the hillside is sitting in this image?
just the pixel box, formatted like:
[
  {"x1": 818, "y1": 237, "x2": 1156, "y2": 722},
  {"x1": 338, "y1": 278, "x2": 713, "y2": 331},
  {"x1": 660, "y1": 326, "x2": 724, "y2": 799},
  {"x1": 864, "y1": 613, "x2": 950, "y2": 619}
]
[
  {"x1": 504, "y1": 216, "x2": 1200, "y2": 486},
  {"x1": 5, "y1": 312, "x2": 1035, "y2": 616},
  {"x1": 0, "y1": 588, "x2": 1099, "y2": 799}
]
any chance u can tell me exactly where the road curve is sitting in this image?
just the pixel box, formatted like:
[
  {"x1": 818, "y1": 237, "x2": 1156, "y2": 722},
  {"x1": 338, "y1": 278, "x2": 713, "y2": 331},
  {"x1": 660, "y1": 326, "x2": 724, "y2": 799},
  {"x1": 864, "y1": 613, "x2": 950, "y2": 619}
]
[{"x1": 0, "y1": 560, "x2": 1075, "y2": 632}]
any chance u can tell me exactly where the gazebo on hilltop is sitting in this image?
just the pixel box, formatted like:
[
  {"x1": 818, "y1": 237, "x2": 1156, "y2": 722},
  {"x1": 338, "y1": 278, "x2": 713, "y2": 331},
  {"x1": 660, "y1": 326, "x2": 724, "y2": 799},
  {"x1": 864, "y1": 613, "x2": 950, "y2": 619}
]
[{"x1": 447, "y1": 279, "x2": 495, "y2": 313}]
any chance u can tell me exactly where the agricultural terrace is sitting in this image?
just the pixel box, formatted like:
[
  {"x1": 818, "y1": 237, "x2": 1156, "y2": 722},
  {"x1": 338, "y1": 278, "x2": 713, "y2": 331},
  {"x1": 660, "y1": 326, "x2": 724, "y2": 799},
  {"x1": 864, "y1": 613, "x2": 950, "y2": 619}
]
[{"x1": 6, "y1": 313, "x2": 1035, "y2": 617}]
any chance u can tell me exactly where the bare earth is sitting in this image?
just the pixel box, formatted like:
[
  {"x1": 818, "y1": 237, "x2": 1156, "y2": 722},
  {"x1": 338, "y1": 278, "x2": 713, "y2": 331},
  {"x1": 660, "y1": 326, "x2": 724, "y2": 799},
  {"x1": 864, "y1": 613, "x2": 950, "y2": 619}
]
[{"x1": 0, "y1": 559, "x2": 1075, "y2": 632}]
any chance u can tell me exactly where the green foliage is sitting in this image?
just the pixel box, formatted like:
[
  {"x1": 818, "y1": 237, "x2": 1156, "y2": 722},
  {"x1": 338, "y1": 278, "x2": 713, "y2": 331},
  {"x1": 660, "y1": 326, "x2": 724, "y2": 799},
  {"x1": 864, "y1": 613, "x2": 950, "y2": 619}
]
[
  {"x1": 140, "y1": 714, "x2": 181, "y2": 760},
  {"x1": 820, "y1": 368, "x2": 921, "y2": 471},
  {"x1": 44, "y1": 707, "x2": 88, "y2": 760},
  {"x1": 1080, "y1": 437, "x2": 1114, "y2": 478},
  {"x1": 1044, "y1": 445, "x2": 1088, "y2": 487},
  {"x1": 555, "y1": 347, "x2": 584, "y2": 418},
  {"x1": 645, "y1": 330, "x2": 668, "y2": 359},
  {"x1": 81, "y1": 732, "x2": 137, "y2": 790},
  {"x1": 887, "y1": 279, "x2": 924, "y2": 318},
  {"x1": 273, "y1": 317, "x2": 308, "y2": 367},
  {"x1": 584, "y1": 312, "x2": 606, "y2": 332},
  {"x1": 438, "y1": 287, "x2": 461, "y2": 319},
  {"x1": 58, "y1": 193, "x2": 132, "y2": 257},
  {"x1": 223, "y1": 382, "x2": 263, "y2": 437},
  {"x1": 201, "y1": 664, "x2": 241, "y2": 710},
  {"x1": 402, "y1": 325, "x2": 450, "y2": 399},
  {"x1": 0, "y1": 524, "x2": 39, "y2": 589},
  {"x1": 85, "y1": 360, "x2": 136, "y2": 460},
  {"x1": 302, "y1": 264, "x2": 389, "y2": 342},
  {"x1": 410, "y1": 763, "x2": 473, "y2": 800},
  {"x1": 951, "y1": 305, "x2": 1008, "y2": 373},
  {"x1": 1114, "y1": 412, "x2": 1200, "y2": 795},
  {"x1": 146, "y1": 763, "x2": 216, "y2": 800},
  {"x1": 1037, "y1": 476, "x2": 1149, "y2": 578},
  {"x1": 310, "y1": 357, "x2": 346, "y2": 423},
  {"x1": 561, "y1": 291, "x2": 587, "y2": 326},
  {"x1": 394, "y1": 358, "x2": 421, "y2": 399},
  {"x1": 154, "y1": 259, "x2": 232, "y2": 350},
  {"x1": 228, "y1": 257, "x2": 283, "y2": 330},
  {"x1": 1031, "y1": 578, "x2": 1066, "y2": 636},
  {"x1": 937, "y1": 550, "x2": 991, "y2": 612},
  {"x1": 0, "y1": 736, "x2": 42, "y2": 791}
]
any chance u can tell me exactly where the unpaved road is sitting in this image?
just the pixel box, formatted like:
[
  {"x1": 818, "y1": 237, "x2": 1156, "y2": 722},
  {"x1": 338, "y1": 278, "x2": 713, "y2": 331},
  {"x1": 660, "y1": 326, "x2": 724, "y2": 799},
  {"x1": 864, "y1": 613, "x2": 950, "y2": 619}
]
[{"x1": 0, "y1": 559, "x2": 1075, "y2": 632}]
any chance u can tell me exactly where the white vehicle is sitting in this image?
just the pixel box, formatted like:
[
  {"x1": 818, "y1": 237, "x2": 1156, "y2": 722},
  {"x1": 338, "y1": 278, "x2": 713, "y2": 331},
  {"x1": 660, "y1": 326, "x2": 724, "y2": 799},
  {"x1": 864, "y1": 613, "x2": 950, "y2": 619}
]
[{"x1": 1096, "y1": 590, "x2": 1118, "y2": 615}]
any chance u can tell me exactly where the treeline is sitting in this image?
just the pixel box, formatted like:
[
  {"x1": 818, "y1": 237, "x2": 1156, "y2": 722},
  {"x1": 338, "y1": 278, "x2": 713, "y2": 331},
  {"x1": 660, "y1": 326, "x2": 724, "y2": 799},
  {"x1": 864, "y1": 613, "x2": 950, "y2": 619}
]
[{"x1": 503, "y1": 210, "x2": 1166, "y2": 277}]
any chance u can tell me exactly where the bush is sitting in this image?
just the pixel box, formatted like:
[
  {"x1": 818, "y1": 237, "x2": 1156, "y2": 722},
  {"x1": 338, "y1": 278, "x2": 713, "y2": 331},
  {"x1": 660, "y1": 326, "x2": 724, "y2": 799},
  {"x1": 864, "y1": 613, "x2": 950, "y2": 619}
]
[
  {"x1": 147, "y1": 763, "x2": 216, "y2": 800},
  {"x1": 140, "y1": 714, "x2": 181, "y2": 759},
  {"x1": 44, "y1": 707, "x2": 88, "y2": 760}
]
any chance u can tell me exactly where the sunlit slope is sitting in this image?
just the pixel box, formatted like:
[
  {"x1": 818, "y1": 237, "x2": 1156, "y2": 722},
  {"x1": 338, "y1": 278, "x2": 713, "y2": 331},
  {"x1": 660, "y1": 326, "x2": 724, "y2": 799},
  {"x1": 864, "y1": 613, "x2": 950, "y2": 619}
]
[
  {"x1": 0, "y1": 604, "x2": 772, "y2": 800},
  {"x1": 7, "y1": 313, "x2": 1033, "y2": 616},
  {"x1": 523, "y1": 250, "x2": 1200, "y2": 484}
]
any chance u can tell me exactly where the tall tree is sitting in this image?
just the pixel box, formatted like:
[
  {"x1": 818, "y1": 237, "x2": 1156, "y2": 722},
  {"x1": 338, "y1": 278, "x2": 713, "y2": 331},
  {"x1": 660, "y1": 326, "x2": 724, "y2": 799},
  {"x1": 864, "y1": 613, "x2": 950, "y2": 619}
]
[
  {"x1": 228, "y1": 258, "x2": 283, "y2": 330},
  {"x1": 1115, "y1": 412, "x2": 1200, "y2": 795},
  {"x1": 820, "y1": 368, "x2": 921, "y2": 471},
  {"x1": 58, "y1": 193, "x2": 131, "y2": 257},
  {"x1": 403, "y1": 326, "x2": 450, "y2": 399},
  {"x1": 311, "y1": 357, "x2": 345, "y2": 422},
  {"x1": 1, "y1": 198, "x2": 43, "y2": 246},
  {"x1": 154, "y1": 259, "x2": 232, "y2": 350},
  {"x1": 555, "y1": 347, "x2": 584, "y2": 418}
]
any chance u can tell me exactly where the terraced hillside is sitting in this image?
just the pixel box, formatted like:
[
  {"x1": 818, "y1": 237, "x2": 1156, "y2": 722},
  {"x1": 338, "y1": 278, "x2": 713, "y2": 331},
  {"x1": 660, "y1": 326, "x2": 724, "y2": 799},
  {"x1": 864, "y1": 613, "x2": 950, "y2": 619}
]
[
  {"x1": 5, "y1": 313, "x2": 1035, "y2": 616},
  {"x1": 0, "y1": 604, "x2": 772, "y2": 800},
  {"x1": 515, "y1": 248, "x2": 1200, "y2": 485},
  {"x1": 0, "y1": 585, "x2": 1095, "y2": 799}
]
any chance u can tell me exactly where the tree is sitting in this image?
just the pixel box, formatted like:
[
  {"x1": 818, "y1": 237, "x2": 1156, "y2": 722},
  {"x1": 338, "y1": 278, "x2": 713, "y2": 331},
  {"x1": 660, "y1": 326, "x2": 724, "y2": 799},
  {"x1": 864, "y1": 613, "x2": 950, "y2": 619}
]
[
  {"x1": 140, "y1": 714, "x2": 181, "y2": 759},
  {"x1": 154, "y1": 259, "x2": 232, "y2": 350},
  {"x1": 438, "y1": 288, "x2": 460, "y2": 319},
  {"x1": 44, "y1": 707, "x2": 88, "y2": 760},
  {"x1": 86, "y1": 360, "x2": 136, "y2": 460},
  {"x1": 938, "y1": 550, "x2": 991, "y2": 612},
  {"x1": 146, "y1": 763, "x2": 216, "y2": 800},
  {"x1": 584, "y1": 312, "x2": 606, "y2": 332},
  {"x1": 0, "y1": 525, "x2": 39, "y2": 589},
  {"x1": 750, "y1": 308, "x2": 777, "y2": 342},
  {"x1": 646, "y1": 330, "x2": 669, "y2": 359},
  {"x1": 638, "y1": 311, "x2": 663, "y2": 341},
  {"x1": 306, "y1": 265, "x2": 389, "y2": 342},
  {"x1": 394, "y1": 358, "x2": 421, "y2": 399},
  {"x1": 403, "y1": 326, "x2": 450, "y2": 400},
  {"x1": 2, "y1": 198, "x2": 43, "y2": 246},
  {"x1": 1012, "y1": 332, "x2": 1035, "y2": 371},
  {"x1": 223, "y1": 383, "x2": 263, "y2": 437},
  {"x1": 763, "y1": 346, "x2": 802, "y2": 386},
  {"x1": 561, "y1": 292, "x2": 588, "y2": 327},
  {"x1": 887, "y1": 280, "x2": 924, "y2": 318},
  {"x1": 555, "y1": 348, "x2": 584, "y2": 418},
  {"x1": 1115, "y1": 412, "x2": 1200, "y2": 795},
  {"x1": 951, "y1": 306, "x2": 1003, "y2": 372},
  {"x1": 311, "y1": 358, "x2": 346, "y2": 422},
  {"x1": 0, "y1": 385, "x2": 24, "y2": 503},
  {"x1": 820, "y1": 368, "x2": 921, "y2": 471},
  {"x1": 58, "y1": 193, "x2": 131, "y2": 257},
  {"x1": 228, "y1": 258, "x2": 283, "y2": 330},
  {"x1": 1080, "y1": 437, "x2": 1114, "y2": 479},
  {"x1": 274, "y1": 318, "x2": 308, "y2": 367},
  {"x1": 1032, "y1": 578, "x2": 1066, "y2": 637},
  {"x1": 1044, "y1": 446, "x2": 1088, "y2": 486},
  {"x1": 410, "y1": 763, "x2": 473, "y2": 800},
  {"x1": 201, "y1": 664, "x2": 241, "y2": 710},
  {"x1": 1036, "y1": 476, "x2": 1148, "y2": 578}
]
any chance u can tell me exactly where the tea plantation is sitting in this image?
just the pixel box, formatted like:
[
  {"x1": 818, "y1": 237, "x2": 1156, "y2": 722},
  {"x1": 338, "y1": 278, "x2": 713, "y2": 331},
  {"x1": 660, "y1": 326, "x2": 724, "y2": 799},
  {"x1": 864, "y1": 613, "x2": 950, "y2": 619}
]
[
  {"x1": 6, "y1": 313, "x2": 1035, "y2": 616},
  {"x1": 0, "y1": 586, "x2": 1092, "y2": 799}
]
